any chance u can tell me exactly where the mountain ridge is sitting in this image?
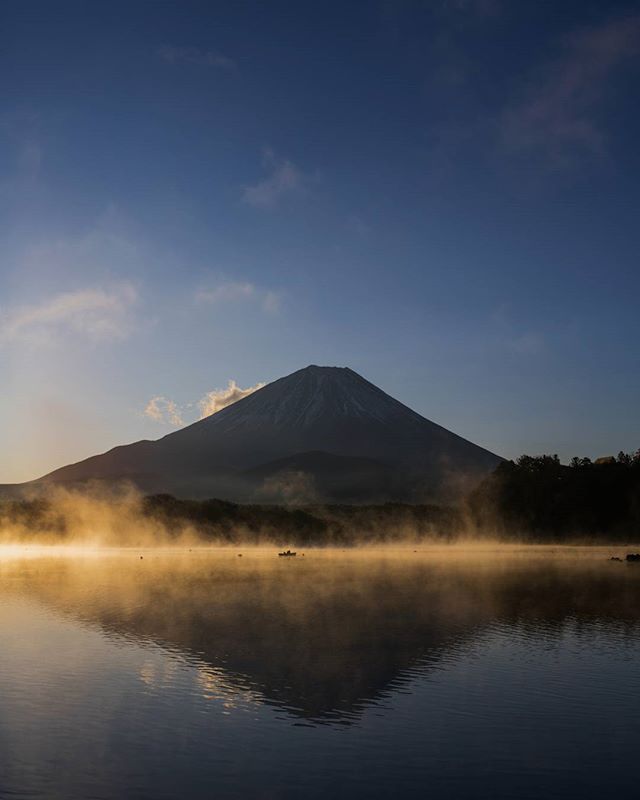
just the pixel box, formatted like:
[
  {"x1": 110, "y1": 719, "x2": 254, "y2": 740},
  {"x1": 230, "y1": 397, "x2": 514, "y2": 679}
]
[{"x1": 2, "y1": 365, "x2": 502, "y2": 502}]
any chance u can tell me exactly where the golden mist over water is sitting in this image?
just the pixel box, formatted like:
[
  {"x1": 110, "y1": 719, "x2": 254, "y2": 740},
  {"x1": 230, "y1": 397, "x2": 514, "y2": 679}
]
[{"x1": 3, "y1": 482, "x2": 638, "y2": 549}]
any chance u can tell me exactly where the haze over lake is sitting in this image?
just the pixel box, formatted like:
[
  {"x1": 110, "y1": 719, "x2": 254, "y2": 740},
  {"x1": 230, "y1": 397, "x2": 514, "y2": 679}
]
[{"x1": 1, "y1": 545, "x2": 639, "y2": 800}]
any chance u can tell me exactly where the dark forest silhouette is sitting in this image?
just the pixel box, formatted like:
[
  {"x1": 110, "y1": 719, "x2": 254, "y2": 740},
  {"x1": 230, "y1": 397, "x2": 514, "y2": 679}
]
[
  {"x1": 1, "y1": 451, "x2": 639, "y2": 543},
  {"x1": 469, "y1": 451, "x2": 640, "y2": 540}
]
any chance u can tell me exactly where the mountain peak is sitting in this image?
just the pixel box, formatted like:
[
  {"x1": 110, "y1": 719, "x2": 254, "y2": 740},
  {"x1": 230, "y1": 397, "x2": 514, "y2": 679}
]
[
  {"x1": 24, "y1": 363, "x2": 502, "y2": 502},
  {"x1": 201, "y1": 364, "x2": 409, "y2": 430},
  {"x1": 298, "y1": 364, "x2": 354, "y2": 375}
]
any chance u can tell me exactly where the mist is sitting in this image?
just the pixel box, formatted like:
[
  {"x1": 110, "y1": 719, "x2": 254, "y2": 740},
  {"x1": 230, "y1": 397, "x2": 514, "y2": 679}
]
[
  {"x1": 4, "y1": 448, "x2": 640, "y2": 548},
  {"x1": 0, "y1": 485, "x2": 201, "y2": 547}
]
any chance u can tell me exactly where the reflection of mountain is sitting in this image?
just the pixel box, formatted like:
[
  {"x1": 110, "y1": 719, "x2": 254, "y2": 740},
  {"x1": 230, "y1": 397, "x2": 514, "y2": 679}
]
[
  {"x1": 4, "y1": 366, "x2": 502, "y2": 502},
  {"x1": 4, "y1": 553, "x2": 640, "y2": 722}
]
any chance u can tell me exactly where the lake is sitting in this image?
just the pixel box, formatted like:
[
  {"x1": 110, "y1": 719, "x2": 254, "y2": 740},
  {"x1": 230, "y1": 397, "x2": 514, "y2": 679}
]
[{"x1": 1, "y1": 545, "x2": 639, "y2": 799}]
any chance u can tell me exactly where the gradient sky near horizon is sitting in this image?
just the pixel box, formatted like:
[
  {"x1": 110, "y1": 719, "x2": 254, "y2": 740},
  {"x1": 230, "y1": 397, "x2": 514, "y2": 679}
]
[{"x1": 2, "y1": 0, "x2": 640, "y2": 482}]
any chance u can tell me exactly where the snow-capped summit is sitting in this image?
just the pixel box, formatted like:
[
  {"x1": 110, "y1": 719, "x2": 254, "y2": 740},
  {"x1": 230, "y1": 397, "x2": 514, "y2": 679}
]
[{"x1": 196, "y1": 365, "x2": 425, "y2": 430}]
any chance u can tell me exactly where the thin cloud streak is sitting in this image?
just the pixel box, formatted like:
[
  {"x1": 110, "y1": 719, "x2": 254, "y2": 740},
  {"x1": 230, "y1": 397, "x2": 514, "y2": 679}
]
[
  {"x1": 195, "y1": 281, "x2": 282, "y2": 314},
  {"x1": 0, "y1": 283, "x2": 137, "y2": 346},
  {"x1": 501, "y1": 13, "x2": 640, "y2": 165},
  {"x1": 195, "y1": 281, "x2": 255, "y2": 304},
  {"x1": 242, "y1": 149, "x2": 306, "y2": 209}
]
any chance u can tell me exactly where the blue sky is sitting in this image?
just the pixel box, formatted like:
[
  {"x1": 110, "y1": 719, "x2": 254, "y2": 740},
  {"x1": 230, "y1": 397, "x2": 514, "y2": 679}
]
[{"x1": 1, "y1": 0, "x2": 640, "y2": 481}]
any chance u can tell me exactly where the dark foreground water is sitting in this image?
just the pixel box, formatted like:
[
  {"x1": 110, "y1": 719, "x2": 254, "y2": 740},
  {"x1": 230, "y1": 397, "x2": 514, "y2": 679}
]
[{"x1": 1, "y1": 546, "x2": 639, "y2": 800}]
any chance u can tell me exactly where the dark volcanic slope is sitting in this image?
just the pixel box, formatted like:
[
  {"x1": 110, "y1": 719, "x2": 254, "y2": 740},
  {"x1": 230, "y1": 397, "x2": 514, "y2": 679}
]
[
  {"x1": 11, "y1": 365, "x2": 502, "y2": 500},
  {"x1": 241, "y1": 451, "x2": 396, "y2": 503}
]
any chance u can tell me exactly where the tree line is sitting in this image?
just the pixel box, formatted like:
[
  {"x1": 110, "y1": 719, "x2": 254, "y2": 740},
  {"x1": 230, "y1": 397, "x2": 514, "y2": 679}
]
[
  {"x1": 1, "y1": 451, "x2": 639, "y2": 543},
  {"x1": 468, "y1": 451, "x2": 640, "y2": 540}
]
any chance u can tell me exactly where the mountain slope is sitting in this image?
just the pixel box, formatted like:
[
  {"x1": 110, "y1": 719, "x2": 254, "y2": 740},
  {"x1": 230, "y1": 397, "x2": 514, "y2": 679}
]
[
  {"x1": 240, "y1": 451, "x2": 396, "y2": 504},
  {"x1": 10, "y1": 365, "x2": 502, "y2": 501}
]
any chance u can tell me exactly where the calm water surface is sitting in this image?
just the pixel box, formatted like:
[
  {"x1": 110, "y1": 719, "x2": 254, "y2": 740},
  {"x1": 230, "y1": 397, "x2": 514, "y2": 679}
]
[{"x1": 1, "y1": 546, "x2": 639, "y2": 799}]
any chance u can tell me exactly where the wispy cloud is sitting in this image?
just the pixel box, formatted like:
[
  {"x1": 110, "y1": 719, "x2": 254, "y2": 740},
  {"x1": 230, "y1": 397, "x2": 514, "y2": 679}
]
[
  {"x1": 491, "y1": 306, "x2": 545, "y2": 356},
  {"x1": 198, "y1": 380, "x2": 266, "y2": 418},
  {"x1": 194, "y1": 281, "x2": 255, "y2": 304},
  {"x1": 242, "y1": 149, "x2": 307, "y2": 209},
  {"x1": 158, "y1": 45, "x2": 236, "y2": 71},
  {"x1": 0, "y1": 283, "x2": 137, "y2": 347},
  {"x1": 144, "y1": 396, "x2": 184, "y2": 427},
  {"x1": 501, "y1": 13, "x2": 640, "y2": 165},
  {"x1": 195, "y1": 280, "x2": 282, "y2": 314},
  {"x1": 143, "y1": 379, "x2": 265, "y2": 427}
]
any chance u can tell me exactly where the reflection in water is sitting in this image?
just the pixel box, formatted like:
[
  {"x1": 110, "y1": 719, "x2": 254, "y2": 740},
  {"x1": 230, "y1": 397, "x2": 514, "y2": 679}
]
[{"x1": 1, "y1": 547, "x2": 640, "y2": 798}]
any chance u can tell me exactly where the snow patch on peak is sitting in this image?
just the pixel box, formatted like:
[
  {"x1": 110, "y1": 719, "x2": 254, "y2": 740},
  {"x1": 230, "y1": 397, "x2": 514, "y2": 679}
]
[{"x1": 199, "y1": 363, "x2": 421, "y2": 431}]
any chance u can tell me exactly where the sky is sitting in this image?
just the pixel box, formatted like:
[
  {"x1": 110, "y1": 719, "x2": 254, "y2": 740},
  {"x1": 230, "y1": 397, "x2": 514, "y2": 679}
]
[{"x1": 1, "y1": 0, "x2": 640, "y2": 482}]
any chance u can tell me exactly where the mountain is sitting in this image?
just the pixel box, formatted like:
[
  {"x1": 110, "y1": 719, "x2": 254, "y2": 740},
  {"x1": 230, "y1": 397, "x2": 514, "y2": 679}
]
[
  {"x1": 240, "y1": 451, "x2": 396, "y2": 504},
  {"x1": 6, "y1": 365, "x2": 502, "y2": 502}
]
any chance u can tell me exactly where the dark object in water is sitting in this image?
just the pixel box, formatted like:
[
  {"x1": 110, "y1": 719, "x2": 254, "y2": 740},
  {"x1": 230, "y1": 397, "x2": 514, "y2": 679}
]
[
  {"x1": 626, "y1": 553, "x2": 640, "y2": 562},
  {"x1": 610, "y1": 556, "x2": 622, "y2": 562},
  {"x1": 278, "y1": 550, "x2": 297, "y2": 557}
]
